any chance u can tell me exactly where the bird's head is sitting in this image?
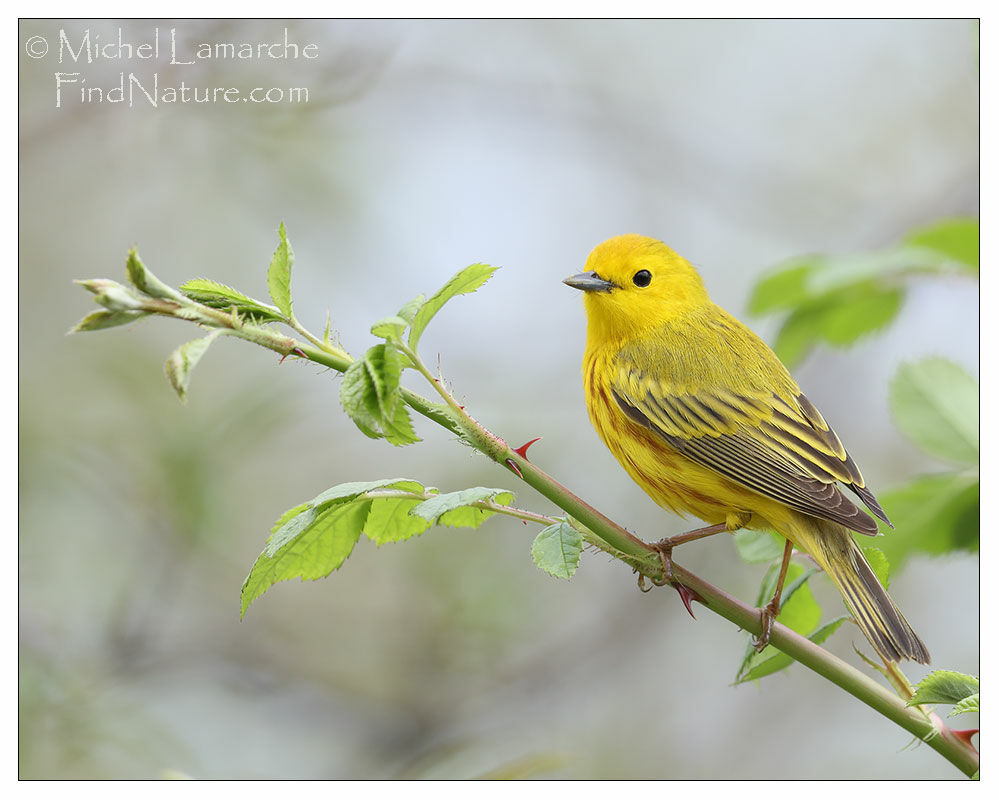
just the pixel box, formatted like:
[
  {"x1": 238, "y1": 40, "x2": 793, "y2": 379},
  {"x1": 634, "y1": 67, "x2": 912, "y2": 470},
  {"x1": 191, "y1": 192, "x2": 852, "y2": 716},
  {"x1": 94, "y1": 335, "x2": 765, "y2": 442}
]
[{"x1": 564, "y1": 234, "x2": 711, "y2": 346}]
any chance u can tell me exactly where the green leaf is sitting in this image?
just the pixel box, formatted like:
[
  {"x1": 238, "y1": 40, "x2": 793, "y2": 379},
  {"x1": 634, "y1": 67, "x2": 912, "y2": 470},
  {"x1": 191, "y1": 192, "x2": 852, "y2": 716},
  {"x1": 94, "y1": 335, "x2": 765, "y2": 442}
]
[
  {"x1": 241, "y1": 499, "x2": 371, "y2": 616},
  {"x1": 408, "y1": 263, "x2": 497, "y2": 350},
  {"x1": 365, "y1": 343, "x2": 402, "y2": 420},
  {"x1": 363, "y1": 497, "x2": 431, "y2": 544},
  {"x1": 771, "y1": 283, "x2": 903, "y2": 367},
  {"x1": 271, "y1": 503, "x2": 310, "y2": 532},
  {"x1": 734, "y1": 529, "x2": 786, "y2": 563},
  {"x1": 947, "y1": 692, "x2": 979, "y2": 717},
  {"x1": 950, "y1": 693, "x2": 979, "y2": 717},
  {"x1": 874, "y1": 471, "x2": 978, "y2": 570},
  {"x1": 164, "y1": 330, "x2": 224, "y2": 403},
  {"x1": 815, "y1": 285, "x2": 903, "y2": 345},
  {"x1": 384, "y1": 402, "x2": 419, "y2": 446},
  {"x1": 531, "y1": 522, "x2": 583, "y2": 579},
  {"x1": 411, "y1": 487, "x2": 514, "y2": 522},
  {"x1": 908, "y1": 670, "x2": 979, "y2": 707},
  {"x1": 860, "y1": 547, "x2": 890, "y2": 589},
  {"x1": 125, "y1": 248, "x2": 184, "y2": 301},
  {"x1": 904, "y1": 218, "x2": 979, "y2": 272},
  {"x1": 748, "y1": 261, "x2": 814, "y2": 314},
  {"x1": 735, "y1": 616, "x2": 849, "y2": 684},
  {"x1": 180, "y1": 278, "x2": 283, "y2": 322},
  {"x1": 311, "y1": 478, "x2": 425, "y2": 507},
  {"x1": 68, "y1": 309, "x2": 149, "y2": 333},
  {"x1": 267, "y1": 222, "x2": 294, "y2": 317},
  {"x1": 772, "y1": 308, "x2": 822, "y2": 368},
  {"x1": 370, "y1": 315, "x2": 409, "y2": 341},
  {"x1": 397, "y1": 293, "x2": 426, "y2": 324},
  {"x1": 890, "y1": 359, "x2": 978, "y2": 466},
  {"x1": 339, "y1": 345, "x2": 419, "y2": 446}
]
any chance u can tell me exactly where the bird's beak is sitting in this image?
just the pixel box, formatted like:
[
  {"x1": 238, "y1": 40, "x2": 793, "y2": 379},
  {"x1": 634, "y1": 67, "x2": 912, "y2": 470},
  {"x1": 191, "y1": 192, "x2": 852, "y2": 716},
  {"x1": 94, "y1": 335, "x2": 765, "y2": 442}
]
[{"x1": 563, "y1": 271, "x2": 617, "y2": 293}]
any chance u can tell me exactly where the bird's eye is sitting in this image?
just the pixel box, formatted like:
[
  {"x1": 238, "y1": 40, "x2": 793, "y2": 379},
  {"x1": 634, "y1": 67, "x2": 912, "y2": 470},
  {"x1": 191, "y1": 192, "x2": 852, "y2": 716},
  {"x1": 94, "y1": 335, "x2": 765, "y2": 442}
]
[{"x1": 632, "y1": 270, "x2": 652, "y2": 287}]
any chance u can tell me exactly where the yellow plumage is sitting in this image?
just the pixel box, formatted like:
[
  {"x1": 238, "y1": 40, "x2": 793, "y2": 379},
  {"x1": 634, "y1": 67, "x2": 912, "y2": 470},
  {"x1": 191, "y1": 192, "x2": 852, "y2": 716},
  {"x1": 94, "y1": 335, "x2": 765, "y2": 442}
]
[{"x1": 566, "y1": 234, "x2": 929, "y2": 664}]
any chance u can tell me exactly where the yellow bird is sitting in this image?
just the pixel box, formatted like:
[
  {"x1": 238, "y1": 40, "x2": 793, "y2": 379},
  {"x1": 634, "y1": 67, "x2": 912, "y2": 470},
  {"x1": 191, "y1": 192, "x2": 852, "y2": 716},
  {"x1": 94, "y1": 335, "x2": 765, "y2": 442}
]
[{"x1": 565, "y1": 234, "x2": 929, "y2": 664}]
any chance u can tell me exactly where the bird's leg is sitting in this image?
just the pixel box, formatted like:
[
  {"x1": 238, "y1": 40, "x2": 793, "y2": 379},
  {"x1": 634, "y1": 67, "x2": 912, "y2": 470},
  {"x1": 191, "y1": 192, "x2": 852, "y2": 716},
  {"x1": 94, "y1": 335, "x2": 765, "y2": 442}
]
[
  {"x1": 647, "y1": 511, "x2": 752, "y2": 586},
  {"x1": 754, "y1": 538, "x2": 794, "y2": 652},
  {"x1": 648, "y1": 522, "x2": 728, "y2": 586}
]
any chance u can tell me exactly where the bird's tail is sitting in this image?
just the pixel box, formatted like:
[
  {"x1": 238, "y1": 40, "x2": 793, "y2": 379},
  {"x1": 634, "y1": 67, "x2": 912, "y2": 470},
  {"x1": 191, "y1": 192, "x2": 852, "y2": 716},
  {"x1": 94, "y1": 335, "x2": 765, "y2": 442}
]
[{"x1": 797, "y1": 518, "x2": 930, "y2": 664}]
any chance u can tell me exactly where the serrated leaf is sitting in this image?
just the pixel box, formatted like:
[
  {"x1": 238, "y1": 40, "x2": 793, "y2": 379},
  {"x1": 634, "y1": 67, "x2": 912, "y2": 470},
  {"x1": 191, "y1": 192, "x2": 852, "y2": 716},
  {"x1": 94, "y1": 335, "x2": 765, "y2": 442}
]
[
  {"x1": 735, "y1": 616, "x2": 849, "y2": 684},
  {"x1": 890, "y1": 359, "x2": 978, "y2": 466},
  {"x1": 271, "y1": 503, "x2": 310, "y2": 533},
  {"x1": 164, "y1": 330, "x2": 224, "y2": 403},
  {"x1": 364, "y1": 497, "x2": 430, "y2": 544},
  {"x1": 365, "y1": 343, "x2": 402, "y2": 420},
  {"x1": 904, "y1": 218, "x2": 979, "y2": 272},
  {"x1": 312, "y1": 479, "x2": 425, "y2": 507},
  {"x1": 531, "y1": 522, "x2": 583, "y2": 579},
  {"x1": 339, "y1": 344, "x2": 418, "y2": 446},
  {"x1": 950, "y1": 693, "x2": 979, "y2": 716},
  {"x1": 68, "y1": 309, "x2": 149, "y2": 333},
  {"x1": 381, "y1": 396, "x2": 419, "y2": 446},
  {"x1": 908, "y1": 671, "x2": 979, "y2": 707},
  {"x1": 734, "y1": 529, "x2": 785, "y2": 563},
  {"x1": 267, "y1": 222, "x2": 294, "y2": 317},
  {"x1": 241, "y1": 499, "x2": 370, "y2": 616},
  {"x1": 408, "y1": 263, "x2": 497, "y2": 350},
  {"x1": 874, "y1": 471, "x2": 978, "y2": 571},
  {"x1": 180, "y1": 278, "x2": 283, "y2": 322},
  {"x1": 411, "y1": 487, "x2": 513, "y2": 522}
]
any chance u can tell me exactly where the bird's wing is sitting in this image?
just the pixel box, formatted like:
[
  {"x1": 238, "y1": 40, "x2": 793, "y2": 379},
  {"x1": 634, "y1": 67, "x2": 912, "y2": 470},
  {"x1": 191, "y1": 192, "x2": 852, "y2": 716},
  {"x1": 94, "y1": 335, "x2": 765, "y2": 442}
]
[{"x1": 610, "y1": 366, "x2": 890, "y2": 535}]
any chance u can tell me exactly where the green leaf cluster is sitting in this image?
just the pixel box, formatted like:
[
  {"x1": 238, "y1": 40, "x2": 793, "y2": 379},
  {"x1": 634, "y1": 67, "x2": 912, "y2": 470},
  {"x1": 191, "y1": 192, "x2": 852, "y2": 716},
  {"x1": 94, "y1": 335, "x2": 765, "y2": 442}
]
[
  {"x1": 339, "y1": 262, "x2": 497, "y2": 447},
  {"x1": 749, "y1": 218, "x2": 978, "y2": 367},
  {"x1": 241, "y1": 480, "x2": 515, "y2": 616},
  {"x1": 867, "y1": 357, "x2": 979, "y2": 573},
  {"x1": 908, "y1": 671, "x2": 979, "y2": 717}
]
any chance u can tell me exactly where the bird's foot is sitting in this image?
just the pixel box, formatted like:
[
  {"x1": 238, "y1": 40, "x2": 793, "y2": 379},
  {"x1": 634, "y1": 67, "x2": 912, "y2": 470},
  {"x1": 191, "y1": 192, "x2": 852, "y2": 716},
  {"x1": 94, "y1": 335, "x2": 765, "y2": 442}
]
[
  {"x1": 753, "y1": 597, "x2": 781, "y2": 652},
  {"x1": 650, "y1": 538, "x2": 675, "y2": 586}
]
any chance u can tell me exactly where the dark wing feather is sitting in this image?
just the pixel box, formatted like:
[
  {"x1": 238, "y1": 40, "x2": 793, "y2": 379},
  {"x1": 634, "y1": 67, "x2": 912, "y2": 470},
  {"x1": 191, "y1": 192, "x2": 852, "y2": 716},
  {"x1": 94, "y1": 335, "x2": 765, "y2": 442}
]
[{"x1": 611, "y1": 376, "x2": 890, "y2": 535}]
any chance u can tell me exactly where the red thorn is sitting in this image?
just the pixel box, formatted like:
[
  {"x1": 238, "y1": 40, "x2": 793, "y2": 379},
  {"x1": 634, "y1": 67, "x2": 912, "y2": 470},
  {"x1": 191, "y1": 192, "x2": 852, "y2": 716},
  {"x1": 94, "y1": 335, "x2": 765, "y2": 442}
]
[
  {"x1": 522, "y1": 519, "x2": 528, "y2": 525},
  {"x1": 279, "y1": 347, "x2": 307, "y2": 364},
  {"x1": 513, "y1": 437, "x2": 542, "y2": 460},
  {"x1": 674, "y1": 584, "x2": 701, "y2": 619},
  {"x1": 948, "y1": 729, "x2": 979, "y2": 749},
  {"x1": 505, "y1": 458, "x2": 523, "y2": 479}
]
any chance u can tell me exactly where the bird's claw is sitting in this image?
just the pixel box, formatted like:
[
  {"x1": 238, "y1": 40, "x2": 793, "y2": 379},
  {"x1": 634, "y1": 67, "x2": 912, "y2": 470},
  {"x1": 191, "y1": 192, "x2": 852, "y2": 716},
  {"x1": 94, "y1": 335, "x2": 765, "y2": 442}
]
[
  {"x1": 753, "y1": 598, "x2": 780, "y2": 652},
  {"x1": 650, "y1": 538, "x2": 675, "y2": 585}
]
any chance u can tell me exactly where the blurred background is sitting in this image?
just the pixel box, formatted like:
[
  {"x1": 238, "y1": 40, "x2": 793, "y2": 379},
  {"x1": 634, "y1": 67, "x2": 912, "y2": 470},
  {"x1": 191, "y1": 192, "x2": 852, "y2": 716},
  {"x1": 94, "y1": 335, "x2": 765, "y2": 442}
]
[{"x1": 19, "y1": 19, "x2": 978, "y2": 779}]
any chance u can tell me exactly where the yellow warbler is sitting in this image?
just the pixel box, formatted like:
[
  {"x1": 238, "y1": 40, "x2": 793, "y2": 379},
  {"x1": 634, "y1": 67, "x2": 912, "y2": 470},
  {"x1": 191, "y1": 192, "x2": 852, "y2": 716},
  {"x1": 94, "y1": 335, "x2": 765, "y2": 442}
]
[{"x1": 565, "y1": 234, "x2": 929, "y2": 664}]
